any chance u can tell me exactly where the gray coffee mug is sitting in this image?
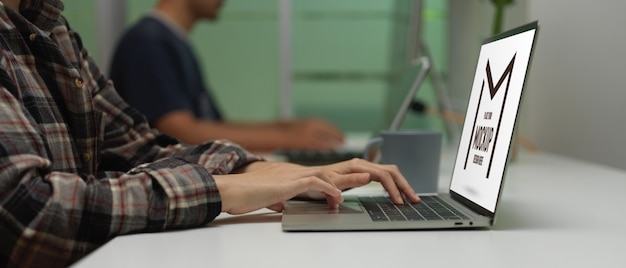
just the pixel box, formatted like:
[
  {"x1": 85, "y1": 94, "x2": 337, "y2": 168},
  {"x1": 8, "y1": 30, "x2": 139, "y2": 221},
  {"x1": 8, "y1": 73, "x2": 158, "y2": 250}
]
[{"x1": 363, "y1": 130, "x2": 442, "y2": 194}]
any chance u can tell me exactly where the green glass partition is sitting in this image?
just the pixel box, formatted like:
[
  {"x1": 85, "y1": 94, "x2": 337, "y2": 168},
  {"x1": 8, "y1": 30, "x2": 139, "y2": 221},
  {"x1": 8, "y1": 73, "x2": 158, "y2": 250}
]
[{"x1": 125, "y1": 0, "x2": 448, "y2": 133}]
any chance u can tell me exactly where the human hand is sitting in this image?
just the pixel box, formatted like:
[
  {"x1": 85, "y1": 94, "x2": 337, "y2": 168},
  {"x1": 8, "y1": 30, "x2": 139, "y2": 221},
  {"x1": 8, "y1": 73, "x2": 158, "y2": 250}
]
[
  {"x1": 215, "y1": 159, "x2": 419, "y2": 215},
  {"x1": 317, "y1": 158, "x2": 420, "y2": 205},
  {"x1": 214, "y1": 161, "x2": 369, "y2": 214},
  {"x1": 280, "y1": 117, "x2": 344, "y2": 150}
]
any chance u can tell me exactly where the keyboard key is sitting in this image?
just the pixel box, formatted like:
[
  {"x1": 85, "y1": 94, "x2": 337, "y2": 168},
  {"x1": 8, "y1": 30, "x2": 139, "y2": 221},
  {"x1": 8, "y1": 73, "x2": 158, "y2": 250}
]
[{"x1": 359, "y1": 196, "x2": 468, "y2": 222}]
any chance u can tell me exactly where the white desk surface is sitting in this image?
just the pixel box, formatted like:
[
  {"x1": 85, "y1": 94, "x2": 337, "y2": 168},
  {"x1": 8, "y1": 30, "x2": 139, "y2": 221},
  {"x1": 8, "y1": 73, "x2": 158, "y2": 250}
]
[{"x1": 73, "y1": 150, "x2": 626, "y2": 268}]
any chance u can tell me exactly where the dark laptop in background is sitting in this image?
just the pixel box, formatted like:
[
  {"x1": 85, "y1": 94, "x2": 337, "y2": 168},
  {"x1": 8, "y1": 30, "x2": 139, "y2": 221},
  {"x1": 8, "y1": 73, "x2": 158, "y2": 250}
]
[
  {"x1": 282, "y1": 21, "x2": 539, "y2": 231},
  {"x1": 275, "y1": 57, "x2": 431, "y2": 165}
]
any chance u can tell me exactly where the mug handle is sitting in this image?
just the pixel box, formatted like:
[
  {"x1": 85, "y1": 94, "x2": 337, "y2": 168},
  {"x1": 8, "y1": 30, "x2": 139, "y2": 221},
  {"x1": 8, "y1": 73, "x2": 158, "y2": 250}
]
[{"x1": 362, "y1": 137, "x2": 383, "y2": 162}]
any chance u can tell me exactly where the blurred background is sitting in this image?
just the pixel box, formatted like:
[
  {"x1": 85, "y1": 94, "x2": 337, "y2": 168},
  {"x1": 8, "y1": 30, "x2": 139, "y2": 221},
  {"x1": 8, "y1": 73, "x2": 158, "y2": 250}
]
[{"x1": 65, "y1": 0, "x2": 626, "y2": 171}]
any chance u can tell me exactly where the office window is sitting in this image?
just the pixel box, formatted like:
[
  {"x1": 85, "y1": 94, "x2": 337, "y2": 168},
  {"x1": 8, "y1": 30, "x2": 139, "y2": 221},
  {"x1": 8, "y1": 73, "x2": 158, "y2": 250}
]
[{"x1": 125, "y1": 0, "x2": 448, "y2": 133}]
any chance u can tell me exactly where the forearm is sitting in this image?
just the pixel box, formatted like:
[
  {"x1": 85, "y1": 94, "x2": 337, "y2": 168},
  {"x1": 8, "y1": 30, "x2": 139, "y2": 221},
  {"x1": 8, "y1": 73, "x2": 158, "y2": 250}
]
[
  {"x1": 95, "y1": 85, "x2": 263, "y2": 171},
  {"x1": 219, "y1": 124, "x2": 291, "y2": 152},
  {"x1": 0, "y1": 156, "x2": 221, "y2": 266},
  {"x1": 0, "y1": 134, "x2": 261, "y2": 266},
  {"x1": 155, "y1": 114, "x2": 291, "y2": 152}
]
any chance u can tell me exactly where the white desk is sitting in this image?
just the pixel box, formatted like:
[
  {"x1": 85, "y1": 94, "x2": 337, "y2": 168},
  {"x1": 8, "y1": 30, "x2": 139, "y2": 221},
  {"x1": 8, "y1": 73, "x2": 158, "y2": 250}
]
[{"x1": 73, "y1": 151, "x2": 626, "y2": 268}]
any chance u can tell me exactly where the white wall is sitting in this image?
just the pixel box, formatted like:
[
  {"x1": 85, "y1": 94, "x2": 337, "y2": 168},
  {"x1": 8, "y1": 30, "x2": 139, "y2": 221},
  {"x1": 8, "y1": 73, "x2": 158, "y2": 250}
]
[
  {"x1": 525, "y1": 0, "x2": 626, "y2": 170},
  {"x1": 449, "y1": 0, "x2": 626, "y2": 170}
]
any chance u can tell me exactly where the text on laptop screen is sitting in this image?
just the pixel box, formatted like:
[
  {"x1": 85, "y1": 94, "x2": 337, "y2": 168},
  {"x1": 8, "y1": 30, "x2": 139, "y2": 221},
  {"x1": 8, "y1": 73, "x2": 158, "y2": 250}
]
[{"x1": 450, "y1": 27, "x2": 537, "y2": 213}]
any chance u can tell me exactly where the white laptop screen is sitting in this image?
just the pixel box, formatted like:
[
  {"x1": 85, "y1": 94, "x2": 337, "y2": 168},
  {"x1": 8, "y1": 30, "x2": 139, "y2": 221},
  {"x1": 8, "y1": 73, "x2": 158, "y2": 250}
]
[{"x1": 450, "y1": 23, "x2": 538, "y2": 213}]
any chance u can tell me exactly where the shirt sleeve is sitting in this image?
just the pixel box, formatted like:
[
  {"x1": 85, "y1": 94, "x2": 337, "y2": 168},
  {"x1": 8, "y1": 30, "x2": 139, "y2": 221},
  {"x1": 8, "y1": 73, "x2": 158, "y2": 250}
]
[
  {"x1": 0, "y1": 70, "x2": 263, "y2": 266},
  {"x1": 0, "y1": 18, "x2": 264, "y2": 268}
]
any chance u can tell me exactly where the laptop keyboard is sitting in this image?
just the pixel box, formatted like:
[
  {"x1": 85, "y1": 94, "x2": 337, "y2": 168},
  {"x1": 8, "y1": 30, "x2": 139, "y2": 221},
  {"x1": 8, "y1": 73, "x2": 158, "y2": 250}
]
[{"x1": 359, "y1": 196, "x2": 470, "y2": 221}]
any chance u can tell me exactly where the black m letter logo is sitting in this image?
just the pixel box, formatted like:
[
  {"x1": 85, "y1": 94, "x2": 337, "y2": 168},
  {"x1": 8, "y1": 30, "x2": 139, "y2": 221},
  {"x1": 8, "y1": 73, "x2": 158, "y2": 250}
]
[
  {"x1": 486, "y1": 54, "x2": 516, "y2": 99},
  {"x1": 464, "y1": 53, "x2": 517, "y2": 178}
]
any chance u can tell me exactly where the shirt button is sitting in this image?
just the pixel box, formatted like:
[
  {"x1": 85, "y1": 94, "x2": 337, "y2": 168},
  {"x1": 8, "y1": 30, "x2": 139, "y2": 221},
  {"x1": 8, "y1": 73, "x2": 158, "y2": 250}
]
[
  {"x1": 29, "y1": 33, "x2": 37, "y2": 41},
  {"x1": 81, "y1": 153, "x2": 91, "y2": 162},
  {"x1": 74, "y1": 77, "x2": 84, "y2": 88}
]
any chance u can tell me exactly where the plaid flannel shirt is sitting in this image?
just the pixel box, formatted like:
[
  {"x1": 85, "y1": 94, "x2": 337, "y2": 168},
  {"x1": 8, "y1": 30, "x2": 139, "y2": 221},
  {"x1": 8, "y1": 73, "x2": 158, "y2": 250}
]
[{"x1": 0, "y1": 1, "x2": 262, "y2": 267}]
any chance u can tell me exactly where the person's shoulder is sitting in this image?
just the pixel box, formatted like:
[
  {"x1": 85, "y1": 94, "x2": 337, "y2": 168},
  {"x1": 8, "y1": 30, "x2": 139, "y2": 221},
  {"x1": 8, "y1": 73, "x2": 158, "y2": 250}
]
[{"x1": 119, "y1": 17, "x2": 173, "y2": 46}]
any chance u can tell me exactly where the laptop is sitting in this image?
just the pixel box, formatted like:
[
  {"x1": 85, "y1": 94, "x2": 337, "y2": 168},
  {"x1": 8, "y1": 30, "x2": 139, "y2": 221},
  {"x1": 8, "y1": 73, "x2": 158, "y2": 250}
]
[
  {"x1": 282, "y1": 21, "x2": 539, "y2": 231},
  {"x1": 275, "y1": 56, "x2": 431, "y2": 165}
]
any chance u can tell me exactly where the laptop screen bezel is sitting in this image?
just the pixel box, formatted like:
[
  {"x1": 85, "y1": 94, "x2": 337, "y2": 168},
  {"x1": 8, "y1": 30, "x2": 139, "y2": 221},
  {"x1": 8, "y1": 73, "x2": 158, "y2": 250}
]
[{"x1": 448, "y1": 21, "x2": 539, "y2": 219}]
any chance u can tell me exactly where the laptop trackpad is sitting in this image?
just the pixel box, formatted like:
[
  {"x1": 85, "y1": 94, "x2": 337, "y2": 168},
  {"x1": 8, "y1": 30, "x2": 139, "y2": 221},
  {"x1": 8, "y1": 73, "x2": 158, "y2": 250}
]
[{"x1": 285, "y1": 201, "x2": 363, "y2": 214}]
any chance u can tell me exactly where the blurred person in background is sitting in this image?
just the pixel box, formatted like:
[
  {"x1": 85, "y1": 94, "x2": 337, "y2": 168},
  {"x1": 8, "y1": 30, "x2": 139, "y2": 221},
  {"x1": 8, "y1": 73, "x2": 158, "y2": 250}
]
[{"x1": 110, "y1": 0, "x2": 344, "y2": 152}]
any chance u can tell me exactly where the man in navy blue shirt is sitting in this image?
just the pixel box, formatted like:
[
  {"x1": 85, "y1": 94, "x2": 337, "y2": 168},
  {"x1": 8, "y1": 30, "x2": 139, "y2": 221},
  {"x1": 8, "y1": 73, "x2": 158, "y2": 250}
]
[{"x1": 110, "y1": 0, "x2": 345, "y2": 152}]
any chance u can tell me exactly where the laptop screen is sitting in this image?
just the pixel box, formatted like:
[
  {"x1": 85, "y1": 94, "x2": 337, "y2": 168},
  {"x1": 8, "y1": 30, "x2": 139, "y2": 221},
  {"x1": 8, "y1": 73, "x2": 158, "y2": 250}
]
[{"x1": 449, "y1": 22, "x2": 538, "y2": 214}]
